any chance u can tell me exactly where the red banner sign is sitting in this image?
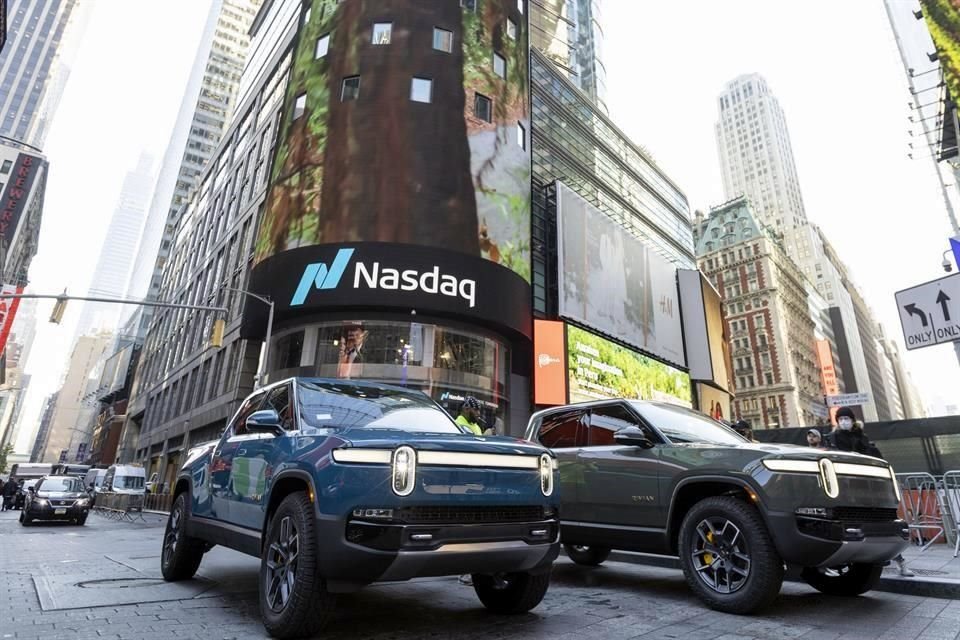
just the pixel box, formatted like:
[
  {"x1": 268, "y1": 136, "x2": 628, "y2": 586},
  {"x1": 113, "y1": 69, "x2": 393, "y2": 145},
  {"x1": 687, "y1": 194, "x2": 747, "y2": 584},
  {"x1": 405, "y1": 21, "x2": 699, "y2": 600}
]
[
  {"x1": 0, "y1": 284, "x2": 23, "y2": 358},
  {"x1": 1, "y1": 152, "x2": 42, "y2": 240}
]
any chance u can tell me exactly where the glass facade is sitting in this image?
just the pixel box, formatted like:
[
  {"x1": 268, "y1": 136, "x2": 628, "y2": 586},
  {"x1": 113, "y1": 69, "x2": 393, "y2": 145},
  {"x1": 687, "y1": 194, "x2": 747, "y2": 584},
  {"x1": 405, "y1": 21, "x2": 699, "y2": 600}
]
[
  {"x1": 530, "y1": 49, "x2": 694, "y2": 316},
  {"x1": 269, "y1": 320, "x2": 510, "y2": 433}
]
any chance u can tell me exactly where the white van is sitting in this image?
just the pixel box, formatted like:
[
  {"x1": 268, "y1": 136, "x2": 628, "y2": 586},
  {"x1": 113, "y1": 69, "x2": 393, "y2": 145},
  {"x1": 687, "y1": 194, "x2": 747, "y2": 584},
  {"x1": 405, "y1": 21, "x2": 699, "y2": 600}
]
[
  {"x1": 103, "y1": 465, "x2": 146, "y2": 495},
  {"x1": 84, "y1": 469, "x2": 108, "y2": 499}
]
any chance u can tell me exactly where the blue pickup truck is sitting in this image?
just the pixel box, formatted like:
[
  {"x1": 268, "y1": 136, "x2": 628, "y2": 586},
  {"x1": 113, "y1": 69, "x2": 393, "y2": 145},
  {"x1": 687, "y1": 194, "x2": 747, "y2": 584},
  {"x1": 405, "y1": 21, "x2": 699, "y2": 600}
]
[{"x1": 161, "y1": 378, "x2": 560, "y2": 638}]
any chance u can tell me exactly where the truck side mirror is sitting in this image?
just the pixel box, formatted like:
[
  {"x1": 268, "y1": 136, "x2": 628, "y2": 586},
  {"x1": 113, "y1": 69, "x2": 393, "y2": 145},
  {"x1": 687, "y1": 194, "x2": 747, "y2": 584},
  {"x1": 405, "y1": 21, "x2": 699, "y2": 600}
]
[{"x1": 614, "y1": 426, "x2": 656, "y2": 449}]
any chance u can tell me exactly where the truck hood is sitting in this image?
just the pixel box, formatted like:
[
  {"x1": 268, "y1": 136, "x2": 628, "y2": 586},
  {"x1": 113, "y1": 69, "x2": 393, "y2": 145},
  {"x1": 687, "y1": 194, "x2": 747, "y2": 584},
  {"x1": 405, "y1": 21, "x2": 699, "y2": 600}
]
[
  {"x1": 336, "y1": 428, "x2": 548, "y2": 457},
  {"x1": 712, "y1": 442, "x2": 889, "y2": 467}
]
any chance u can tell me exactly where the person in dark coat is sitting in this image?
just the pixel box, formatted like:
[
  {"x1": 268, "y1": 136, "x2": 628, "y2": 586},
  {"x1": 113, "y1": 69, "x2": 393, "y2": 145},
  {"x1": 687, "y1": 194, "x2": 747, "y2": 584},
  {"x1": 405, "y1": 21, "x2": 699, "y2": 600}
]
[
  {"x1": 824, "y1": 407, "x2": 913, "y2": 576},
  {"x1": 823, "y1": 408, "x2": 882, "y2": 457},
  {"x1": 1, "y1": 477, "x2": 18, "y2": 511}
]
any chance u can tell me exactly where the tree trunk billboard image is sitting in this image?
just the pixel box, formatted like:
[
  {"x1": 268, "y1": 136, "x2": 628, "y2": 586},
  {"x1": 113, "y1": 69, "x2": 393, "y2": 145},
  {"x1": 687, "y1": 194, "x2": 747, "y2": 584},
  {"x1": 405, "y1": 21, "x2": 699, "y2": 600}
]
[{"x1": 256, "y1": 0, "x2": 531, "y2": 282}]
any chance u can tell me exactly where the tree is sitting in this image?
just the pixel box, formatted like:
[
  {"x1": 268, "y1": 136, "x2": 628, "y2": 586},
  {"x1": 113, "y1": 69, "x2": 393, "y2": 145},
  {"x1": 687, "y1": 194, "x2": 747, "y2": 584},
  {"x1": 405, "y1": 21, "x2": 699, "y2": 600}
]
[{"x1": 0, "y1": 443, "x2": 14, "y2": 475}]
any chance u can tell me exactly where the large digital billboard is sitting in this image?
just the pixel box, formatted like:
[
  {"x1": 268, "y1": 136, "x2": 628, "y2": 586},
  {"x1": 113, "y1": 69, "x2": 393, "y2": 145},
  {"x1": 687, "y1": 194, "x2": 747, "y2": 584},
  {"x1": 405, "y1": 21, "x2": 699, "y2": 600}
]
[
  {"x1": 255, "y1": 0, "x2": 530, "y2": 281},
  {"x1": 567, "y1": 325, "x2": 691, "y2": 406},
  {"x1": 556, "y1": 183, "x2": 685, "y2": 367}
]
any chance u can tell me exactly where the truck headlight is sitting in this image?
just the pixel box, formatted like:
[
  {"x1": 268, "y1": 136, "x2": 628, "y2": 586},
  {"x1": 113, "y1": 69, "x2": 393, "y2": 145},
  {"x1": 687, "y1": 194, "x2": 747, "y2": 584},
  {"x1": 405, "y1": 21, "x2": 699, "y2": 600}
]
[
  {"x1": 77, "y1": 498, "x2": 90, "y2": 507},
  {"x1": 539, "y1": 454, "x2": 554, "y2": 497},
  {"x1": 391, "y1": 446, "x2": 416, "y2": 497}
]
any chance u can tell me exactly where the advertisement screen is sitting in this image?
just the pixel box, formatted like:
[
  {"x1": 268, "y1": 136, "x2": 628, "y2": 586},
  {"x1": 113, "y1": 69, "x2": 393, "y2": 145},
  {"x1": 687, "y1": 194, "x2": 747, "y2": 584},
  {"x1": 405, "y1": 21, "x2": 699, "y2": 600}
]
[
  {"x1": 696, "y1": 383, "x2": 731, "y2": 422},
  {"x1": 557, "y1": 183, "x2": 684, "y2": 368},
  {"x1": 533, "y1": 319, "x2": 567, "y2": 405},
  {"x1": 567, "y1": 325, "x2": 691, "y2": 406},
  {"x1": 255, "y1": 0, "x2": 530, "y2": 283},
  {"x1": 921, "y1": 0, "x2": 960, "y2": 111}
]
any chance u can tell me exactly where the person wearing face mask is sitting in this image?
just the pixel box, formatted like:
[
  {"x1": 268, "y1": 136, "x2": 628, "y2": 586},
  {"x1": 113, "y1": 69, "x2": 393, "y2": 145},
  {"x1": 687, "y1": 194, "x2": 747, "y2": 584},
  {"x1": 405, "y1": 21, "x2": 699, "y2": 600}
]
[
  {"x1": 823, "y1": 408, "x2": 882, "y2": 457},
  {"x1": 823, "y1": 407, "x2": 913, "y2": 576}
]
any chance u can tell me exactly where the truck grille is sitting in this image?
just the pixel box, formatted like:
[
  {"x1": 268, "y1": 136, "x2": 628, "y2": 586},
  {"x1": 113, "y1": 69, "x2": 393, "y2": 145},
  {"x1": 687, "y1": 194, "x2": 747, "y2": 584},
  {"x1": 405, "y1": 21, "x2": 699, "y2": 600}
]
[
  {"x1": 833, "y1": 507, "x2": 899, "y2": 523},
  {"x1": 49, "y1": 499, "x2": 75, "y2": 507},
  {"x1": 396, "y1": 505, "x2": 547, "y2": 524}
]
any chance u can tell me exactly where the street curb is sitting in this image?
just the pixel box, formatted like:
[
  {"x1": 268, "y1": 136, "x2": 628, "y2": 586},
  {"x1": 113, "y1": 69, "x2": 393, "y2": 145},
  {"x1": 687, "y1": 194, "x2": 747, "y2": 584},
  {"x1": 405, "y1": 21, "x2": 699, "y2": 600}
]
[{"x1": 601, "y1": 551, "x2": 960, "y2": 600}]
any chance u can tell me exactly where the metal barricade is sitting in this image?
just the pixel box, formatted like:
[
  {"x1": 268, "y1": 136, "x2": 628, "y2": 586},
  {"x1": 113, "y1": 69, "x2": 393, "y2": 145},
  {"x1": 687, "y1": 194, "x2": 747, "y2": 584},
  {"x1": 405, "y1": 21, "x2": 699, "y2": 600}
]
[
  {"x1": 143, "y1": 492, "x2": 173, "y2": 513},
  {"x1": 942, "y1": 471, "x2": 960, "y2": 558},
  {"x1": 897, "y1": 472, "x2": 946, "y2": 552},
  {"x1": 92, "y1": 492, "x2": 147, "y2": 522}
]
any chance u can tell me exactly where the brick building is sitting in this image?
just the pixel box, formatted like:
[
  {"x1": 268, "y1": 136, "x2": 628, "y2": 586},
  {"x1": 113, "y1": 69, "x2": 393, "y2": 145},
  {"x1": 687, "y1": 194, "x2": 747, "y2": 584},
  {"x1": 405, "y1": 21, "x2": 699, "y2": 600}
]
[{"x1": 695, "y1": 197, "x2": 822, "y2": 428}]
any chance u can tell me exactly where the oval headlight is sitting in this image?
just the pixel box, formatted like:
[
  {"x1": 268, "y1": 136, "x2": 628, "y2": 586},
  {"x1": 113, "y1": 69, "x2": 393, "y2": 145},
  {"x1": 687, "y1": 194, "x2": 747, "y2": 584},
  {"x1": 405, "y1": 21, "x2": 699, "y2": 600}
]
[
  {"x1": 539, "y1": 454, "x2": 554, "y2": 497},
  {"x1": 392, "y1": 446, "x2": 417, "y2": 497},
  {"x1": 819, "y1": 458, "x2": 840, "y2": 499}
]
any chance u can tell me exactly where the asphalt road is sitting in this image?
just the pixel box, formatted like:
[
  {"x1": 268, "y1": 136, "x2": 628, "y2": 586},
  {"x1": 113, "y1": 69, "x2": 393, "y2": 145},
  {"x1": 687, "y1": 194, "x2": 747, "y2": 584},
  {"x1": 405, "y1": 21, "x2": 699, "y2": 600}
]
[{"x1": 1, "y1": 508, "x2": 959, "y2": 640}]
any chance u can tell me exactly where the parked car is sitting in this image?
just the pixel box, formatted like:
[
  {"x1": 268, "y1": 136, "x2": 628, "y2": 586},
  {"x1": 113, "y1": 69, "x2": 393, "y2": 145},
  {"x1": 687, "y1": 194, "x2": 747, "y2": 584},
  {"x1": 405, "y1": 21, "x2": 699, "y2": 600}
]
[
  {"x1": 525, "y1": 400, "x2": 909, "y2": 614},
  {"x1": 20, "y1": 475, "x2": 91, "y2": 525},
  {"x1": 145, "y1": 472, "x2": 160, "y2": 494},
  {"x1": 162, "y1": 378, "x2": 560, "y2": 639}
]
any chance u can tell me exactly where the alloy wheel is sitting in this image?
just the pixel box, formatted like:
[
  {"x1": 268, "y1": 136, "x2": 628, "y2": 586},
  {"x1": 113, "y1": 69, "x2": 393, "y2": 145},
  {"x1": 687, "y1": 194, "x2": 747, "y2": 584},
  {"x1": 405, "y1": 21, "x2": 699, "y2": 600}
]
[
  {"x1": 690, "y1": 517, "x2": 751, "y2": 594},
  {"x1": 162, "y1": 507, "x2": 181, "y2": 566},
  {"x1": 265, "y1": 516, "x2": 300, "y2": 613}
]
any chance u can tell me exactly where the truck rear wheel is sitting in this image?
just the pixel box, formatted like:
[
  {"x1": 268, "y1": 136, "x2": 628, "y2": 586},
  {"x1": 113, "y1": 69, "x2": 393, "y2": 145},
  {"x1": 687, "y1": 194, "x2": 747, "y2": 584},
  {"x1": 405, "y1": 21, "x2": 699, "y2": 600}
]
[
  {"x1": 563, "y1": 544, "x2": 611, "y2": 566},
  {"x1": 678, "y1": 496, "x2": 784, "y2": 614},
  {"x1": 801, "y1": 564, "x2": 883, "y2": 596}
]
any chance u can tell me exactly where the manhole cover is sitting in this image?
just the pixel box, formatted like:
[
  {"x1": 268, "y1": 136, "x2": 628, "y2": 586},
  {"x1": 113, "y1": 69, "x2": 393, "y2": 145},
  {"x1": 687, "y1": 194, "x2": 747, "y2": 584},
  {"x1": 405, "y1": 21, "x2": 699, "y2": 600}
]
[
  {"x1": 911, "y1": 568, "x2": 950, "y2": 577},
  {"x1": 77, "y1": 578, "x2": 166, "y2": 589}
]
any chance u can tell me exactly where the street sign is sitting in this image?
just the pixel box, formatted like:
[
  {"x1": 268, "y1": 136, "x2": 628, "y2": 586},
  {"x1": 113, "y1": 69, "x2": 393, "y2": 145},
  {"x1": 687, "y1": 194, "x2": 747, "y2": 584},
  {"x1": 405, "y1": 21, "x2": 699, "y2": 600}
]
[
  {"x1": 951, "y1": 236, "x2": 960, "y2": 271},
  {"x1": 827, "y1": 392, "x2": 870, "y2": 408},
  {"x1": 895, "y1": 272, "x2": 960, "y2": 351}
]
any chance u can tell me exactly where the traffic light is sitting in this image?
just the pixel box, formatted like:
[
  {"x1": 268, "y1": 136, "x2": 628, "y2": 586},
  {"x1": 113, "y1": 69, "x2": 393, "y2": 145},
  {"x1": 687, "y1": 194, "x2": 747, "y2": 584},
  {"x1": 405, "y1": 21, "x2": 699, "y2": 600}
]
[
  {"x1": 210, "y1": 318, "x2": 226, "y2": 348},
  {"x1": 49, "y1": 294, "x2": 68, "y2": 324}
]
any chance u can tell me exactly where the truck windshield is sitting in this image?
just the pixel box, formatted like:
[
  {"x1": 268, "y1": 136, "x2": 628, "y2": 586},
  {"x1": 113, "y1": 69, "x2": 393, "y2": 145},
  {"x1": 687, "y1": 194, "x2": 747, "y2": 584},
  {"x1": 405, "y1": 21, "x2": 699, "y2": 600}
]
[
  {"x1": 631, "y1": 402, "x2": 746, "y2": 445},
  {"x1": 37, "y1": 477, "x2": 84, "y2": 493},
  {"x1": 298, "y1": 381, "x2": 463, "y2": 434},
  {"x1": 114, "y1": 476, "x2": 144, "y2": 490}
]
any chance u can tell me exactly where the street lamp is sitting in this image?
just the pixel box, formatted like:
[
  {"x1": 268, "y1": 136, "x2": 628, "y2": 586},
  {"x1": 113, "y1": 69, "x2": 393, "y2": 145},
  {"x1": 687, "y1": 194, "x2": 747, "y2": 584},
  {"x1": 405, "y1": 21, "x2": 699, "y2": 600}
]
[{"x1": 224, "y1": 288, "x2": 275, "y2": 389}]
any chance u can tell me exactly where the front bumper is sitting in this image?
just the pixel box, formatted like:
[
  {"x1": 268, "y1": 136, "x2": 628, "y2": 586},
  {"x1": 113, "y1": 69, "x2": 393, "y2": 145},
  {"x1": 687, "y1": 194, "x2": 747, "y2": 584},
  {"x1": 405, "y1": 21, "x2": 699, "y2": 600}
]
[
  {"x1": 314, "y1": 510, "x2": 560, "y2": 592},
  {"x1": 768, "y1": 510, "x2": 909, "y2": 568},
  {"x1": 26, "y1": 502, "x2": 89, "y2": 521}
]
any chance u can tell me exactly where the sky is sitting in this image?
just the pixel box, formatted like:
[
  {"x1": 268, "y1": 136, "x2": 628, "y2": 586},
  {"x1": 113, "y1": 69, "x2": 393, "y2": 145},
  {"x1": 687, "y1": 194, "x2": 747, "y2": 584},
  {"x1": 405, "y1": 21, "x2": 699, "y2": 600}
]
[
  {"x1": 11, "y1": 0, "x2": 214, "y2": 454},
  {"x1": 603, "y1": 0, "x2": 959, "y2": 415},
  {"x1": 7, "y1": 0, "x2": 959, "y2": 455}
]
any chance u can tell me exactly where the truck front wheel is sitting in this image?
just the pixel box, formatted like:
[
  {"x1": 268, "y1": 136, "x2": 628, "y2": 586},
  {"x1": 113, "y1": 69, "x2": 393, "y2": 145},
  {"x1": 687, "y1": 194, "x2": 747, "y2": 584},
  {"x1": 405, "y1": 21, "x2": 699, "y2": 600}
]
[{"x1": 678, "y1": 496, "x2": 784, "y2": 614}]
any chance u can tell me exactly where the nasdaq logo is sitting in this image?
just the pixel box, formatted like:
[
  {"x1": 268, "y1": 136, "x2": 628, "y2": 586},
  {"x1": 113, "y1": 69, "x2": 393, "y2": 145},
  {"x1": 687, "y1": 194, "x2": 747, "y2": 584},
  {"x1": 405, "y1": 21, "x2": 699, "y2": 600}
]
[{"x1": 290, "y1": 248, "x2": 355, "y2": 305}]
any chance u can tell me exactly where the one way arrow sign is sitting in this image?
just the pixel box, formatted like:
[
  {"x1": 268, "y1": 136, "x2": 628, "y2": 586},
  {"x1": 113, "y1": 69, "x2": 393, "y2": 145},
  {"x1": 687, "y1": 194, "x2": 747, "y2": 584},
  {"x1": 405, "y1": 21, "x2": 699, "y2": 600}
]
[{"x1": 895, "y1": 273, "x2": 960, "y2": 351}]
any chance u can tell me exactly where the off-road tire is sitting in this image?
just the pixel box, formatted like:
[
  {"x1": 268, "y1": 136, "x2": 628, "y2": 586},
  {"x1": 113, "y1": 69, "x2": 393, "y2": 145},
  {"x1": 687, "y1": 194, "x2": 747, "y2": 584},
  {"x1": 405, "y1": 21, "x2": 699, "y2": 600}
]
[
  {"x1": 259, "y1": 492, "x2": 336, "y2": 639},
  {"x1": 473, "y1": 571, "x2": 551, "y2": 614},
  {"x1": 161, "y1": 493, "x2": 205, "y2": 581},
  {"x1": 678, "y1": 496, "x2": 784, "y2": 614},
  {"x1": 801, "y1": 563, "x2": 883, "y2": 596},
  {"x1": 564, "y1": 544, "x2": 611, "y2": 566}
]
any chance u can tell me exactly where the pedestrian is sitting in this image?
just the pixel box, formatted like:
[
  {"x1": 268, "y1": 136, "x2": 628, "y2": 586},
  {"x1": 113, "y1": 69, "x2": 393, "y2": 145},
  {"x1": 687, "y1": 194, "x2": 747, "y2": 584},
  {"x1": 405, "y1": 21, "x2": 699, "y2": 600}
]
[
  {"x1": 1, "y1": 477, "x2": 18, "y2": 511},
  {"x1": 455, "y1": 397, "x2": 484, "y2": 435},
  {"x1": 823, "y1": 407, "x2": 913, "y2": 576},
  {"x1": 806, "y1": 429, "x2": 823, "y2": 448},
  {"x1": 731, "y1": 420, "x2": 754, "y2": 442}
]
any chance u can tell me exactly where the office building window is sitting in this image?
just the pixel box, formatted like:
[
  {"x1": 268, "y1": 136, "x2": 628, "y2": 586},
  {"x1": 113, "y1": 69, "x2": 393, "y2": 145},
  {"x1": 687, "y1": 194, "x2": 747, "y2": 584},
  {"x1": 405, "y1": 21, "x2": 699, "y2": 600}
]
[
  {"x1": 293, "y1": 93, "x2": 306, "y2": 119},
  {"x1": 341, "y1": 76, "x2": 360, "y2": 101},
  {"x1": 517, "y1": 0, "x2": 524, "y2": 13},
  {"x1": 315, "y1": 34, "x2": 330, "y2": 58},
  {"x1": 516, "y1": 121, "x2": 525, "y2": 149},
  {"x1": 507, "y1": 18, "x2": 517, "y2": 39},
  {"x1": 433, "y1": 27, "x2": 453, "y2": 52},
  {"x1": 474, "y1": 93, "x2": 492, "y2": 122},
  {"x1": 493, "y1": 52, "x2": 506, "y2": 78},
  {"x1": 0, "y1": 160, "x2": 10, "y2": 174},
  {"x1": 372, "y1": 22, "x2": 392, "y2": 45},
  {"x1": 461, "y1": 0, "x2": 477, "y2": 10},
  {"x1": 410, "y1": 77, "x2": 432, "y2": 103}
]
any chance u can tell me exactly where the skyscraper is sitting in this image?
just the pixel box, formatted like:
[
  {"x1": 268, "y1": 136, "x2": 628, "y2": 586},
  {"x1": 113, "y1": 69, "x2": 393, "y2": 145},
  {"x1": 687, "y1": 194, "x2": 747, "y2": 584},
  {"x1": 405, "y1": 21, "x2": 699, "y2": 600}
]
[
  {"x1": 73, "y1": 153, "x2": 155, "y2": 339},
  {"x1": 0, "y1": 0, "x2": 87, "y2": 148},
  {"x1": 715, "y1": 74, "x2": 808, "y2": 230},
  {"x1": 125, "y1": 0, "x2": 262, "y2": 315}
]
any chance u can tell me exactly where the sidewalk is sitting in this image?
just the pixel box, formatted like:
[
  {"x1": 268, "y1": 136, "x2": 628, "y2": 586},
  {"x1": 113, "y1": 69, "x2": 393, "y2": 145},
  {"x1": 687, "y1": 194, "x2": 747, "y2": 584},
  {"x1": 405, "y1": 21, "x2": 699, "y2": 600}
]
[{"x1": 606, "y1": 542, "x2": 960, "y2": 599}]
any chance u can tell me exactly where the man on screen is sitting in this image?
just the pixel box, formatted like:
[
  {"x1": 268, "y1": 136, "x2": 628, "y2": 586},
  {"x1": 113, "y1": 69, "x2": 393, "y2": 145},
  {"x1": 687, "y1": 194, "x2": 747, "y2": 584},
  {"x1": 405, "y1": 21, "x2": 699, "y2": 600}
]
[{"x1": 337, "y1": 323, "x2": 369, "y2": 379}]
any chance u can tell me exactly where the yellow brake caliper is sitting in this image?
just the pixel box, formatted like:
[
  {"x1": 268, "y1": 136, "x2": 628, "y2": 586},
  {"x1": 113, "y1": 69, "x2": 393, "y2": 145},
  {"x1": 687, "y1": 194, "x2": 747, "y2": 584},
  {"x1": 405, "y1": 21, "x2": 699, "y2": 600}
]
[{"x1": 703, "y1": 531, "x2": 715, "y2": 565}]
